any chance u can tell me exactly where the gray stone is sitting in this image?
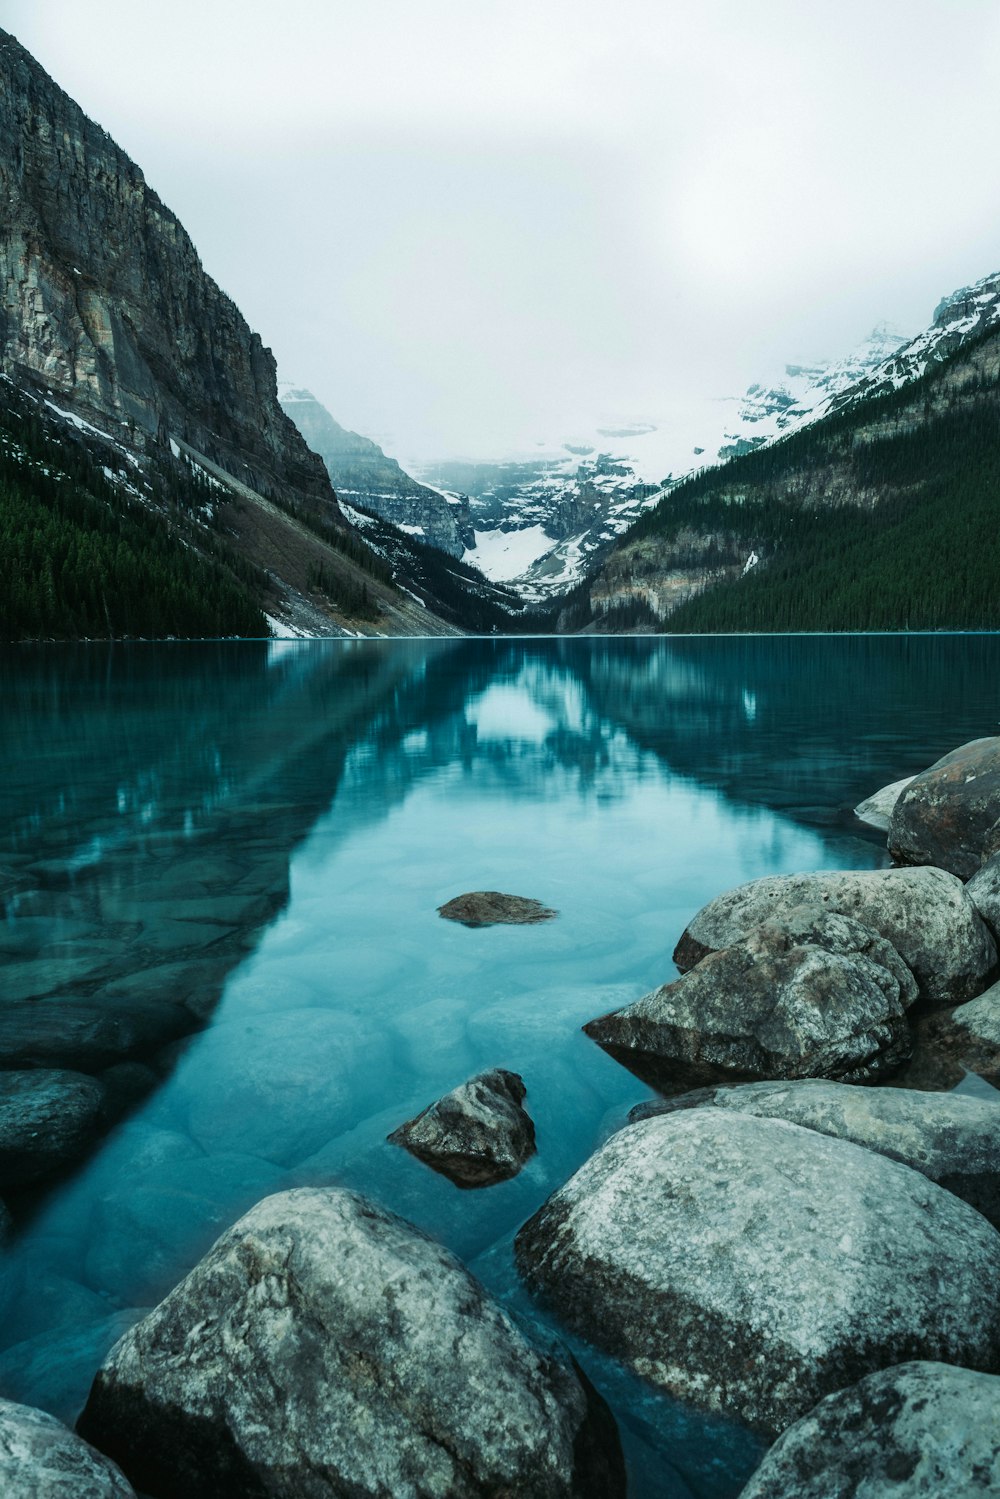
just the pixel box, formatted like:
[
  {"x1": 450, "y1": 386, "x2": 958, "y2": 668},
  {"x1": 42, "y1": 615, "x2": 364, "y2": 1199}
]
[
  {"x1": 853, "y1": 774, "x2": 916, "y2": 831},
  {"x1": 0, "y1": 1069, "x2": 106, "y2": 1188},
  {"x1": 738, "y1": 1361, "x2": 1000, "y2": 1497},
  {"x1": 0, "y1": 1398, "x2": 135, "y2": 1497},
  {"x1": 586, "y1": 908, "x2": 914, "y2": 1093},
  {"x1": 388, "y1": 1068, "x2": 537, "y2": 1187},
  {"x1": 515, "y1": 1109, "x2": 1000, "y2": 1436},
  {"x1": 673, "y1": 866, "x2": 997, "y2": 1007},
  {"x1": 438, "y1": 891, "x2": 557, "y2": 926},
  {"x1": 969, "y1": 852, "x2": 1000, "y2": 941},
  {"x1": 629, "y1": 1077, "x2": 1000, "y2": 1228},
  {"x1": 79, "y1": 1187, "x2": 624, "y2": 1498},
  {"x1": 888, "y1": 736, "x2": 1000, "y2": 879},
  {"x1": 0, "y1": 998, "x2": 193, "y2": 1072}
]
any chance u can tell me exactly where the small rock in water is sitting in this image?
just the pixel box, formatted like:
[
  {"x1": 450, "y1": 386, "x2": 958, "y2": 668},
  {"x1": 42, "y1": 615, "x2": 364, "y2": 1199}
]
[
  {"x1": 0, "y1": 1069, "x2": 107, "y2": 1188},
  {"x1": 853, "y1": 774, "x2": 916, "y2": 831},
  {"x1": 438, "y1": 891, "x2": 557, "y2": 926},
  {"x1": 388, "y1": 1068, "x2": 537, "y2": 1187},
  {"x1": 585, "y1": 906, "x2": 915, "y2": 1092},
  {"x1": 738, "y1": 1361, "x2": 1000, "y2": 1497},
  {"x1": 515, "y1": 1109, "x2": 1000, "y2": 1436},
  {"x1": 888, "y1": 735, "x2": 1000, "y2": 879},
  {"x1": 79, "y1": 1187, "x2": 625, "y2": 1499},
  {"x1": 0, "y1": 1397, "x2": 135, "y2": 1497}
]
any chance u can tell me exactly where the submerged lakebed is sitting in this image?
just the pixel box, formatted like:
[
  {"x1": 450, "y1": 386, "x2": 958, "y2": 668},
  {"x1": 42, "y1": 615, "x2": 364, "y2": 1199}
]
[{"x1": 1, "y1": 633, "x2": 1000, "y2": 1497}]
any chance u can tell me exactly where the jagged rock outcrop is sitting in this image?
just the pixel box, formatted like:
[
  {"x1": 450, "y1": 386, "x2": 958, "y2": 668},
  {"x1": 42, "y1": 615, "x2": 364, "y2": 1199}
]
[
  {"x1": 279, "y1": 385, "x2": 475, "y2": 556},
  {"x1": 0, "y1": 29, "x2": 337, "y2": 518},
  {"x1": 79, "y1": 1187, "x2": 625, "y2": 1498}
]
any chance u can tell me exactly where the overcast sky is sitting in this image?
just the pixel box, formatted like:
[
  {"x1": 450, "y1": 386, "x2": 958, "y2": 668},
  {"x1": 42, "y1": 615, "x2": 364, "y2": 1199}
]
[{"x1": 5, "y1": 1, "x2": 1000, "y2": 464}]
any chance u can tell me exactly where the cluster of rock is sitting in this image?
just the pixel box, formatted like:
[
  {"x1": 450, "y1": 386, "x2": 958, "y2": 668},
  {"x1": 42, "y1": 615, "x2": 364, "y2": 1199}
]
[{"x1": 9, "y1": 740, "x2": 1000, "y2": 1495}]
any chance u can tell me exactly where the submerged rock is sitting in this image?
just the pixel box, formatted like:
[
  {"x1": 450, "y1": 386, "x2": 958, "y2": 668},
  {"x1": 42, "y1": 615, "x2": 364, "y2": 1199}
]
[
  {"x1": 673, "y1": 866, "x2": 996, "y2": 1007},
  {"x1": 0, "y1": 1069, "x2": 106, "y2": 1188},
  {"x1": 438, "y1": 891, "x2": 557, "y2": 926},
  {"x1": 586, "y1": 907, "x2": 914, "y2": 1092},
  {"x1": 388, "y1": 1068, "x2": 537, "y2": 1187},
  {"x1": 515, "y1": 1109, "x2": 1000, "y2": 1436},
  {"x1": 0, "y1": 1397, "x2": 135, "y2": 1497},
  {"x1": 853, "y1": 774, "x2": 916, "y2": 831},
  {"x1": 738, "y1": 1361, "x2": 1000, "y2": 1497},
  {"x1": 0, "y1": 998, "x2": 192, "y2": 1071},
  {"x1": 629, "y1": 1077, "x2": 1000, "y2": 1228},
  {"x1": 888, "y1": 736, "x2": 1000, "y2": 879},
  {"x1": 79, "y1": 1187, "x2": 624, "y2": 1499}
]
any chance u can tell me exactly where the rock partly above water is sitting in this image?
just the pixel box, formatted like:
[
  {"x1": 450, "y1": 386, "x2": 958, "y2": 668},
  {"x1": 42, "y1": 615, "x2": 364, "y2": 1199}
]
[
  {"x1": 853, "y1": 774, "x2": 916, "y2": 831},
  {"x1": 0, "y1": 1397, "x2": 135, "y2": 1497},
  {"x1": 586, "y1": 907, "x2": 915, "y2": 1092},
  {"x1": 673, "y1": 866, "x2": 997, "y2": 1007},
  {"x1": 738, "y1": 1361, "x2": 1000, "y2": 1498},
  {"x1": 630, "y1": 1077, "x2": 1000, "y2": 1228},
  {"x1": 0, "y1": 1069, "x2": 106, "y2": 1188},
  {"x1": 79, "y1": 1187, "x2": 625, "y2": 1499},
  {"x1": 388, "y1": 1068, "x2": 537, "y2": 1187},
  {"x1": 437, "y1": 891, "x2": 557, "y2": 926},
  {"x1": 515, "y1": 1109, "x2": 1000, "y2": 1436},
  {"x1": 888, "y1": 736, "x2": 1000, "y2": 880}
]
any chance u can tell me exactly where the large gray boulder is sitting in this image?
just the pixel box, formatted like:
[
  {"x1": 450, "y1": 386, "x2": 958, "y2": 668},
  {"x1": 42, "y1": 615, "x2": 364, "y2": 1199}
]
[
  {"x1": 0, "y1": 1069, "x2": 106, "y2": 1188},
  {"x1": 0, "y1": 1397, "x2": 135, "y2": 1497},
  {"x1": 888, "y1": 736, "x2": 1000, "y2": 879},
  {"x1": 738, "y1": 1361, "x2": 1000, "y2": 1497},
  {"x1": 515, "y1": 1109, "x2": 1000, "y2": 1436},
  {"x1": 629, "y1": 1078, "x2": 1000, "y2": 1228},
  {"x1": 969, "y1": 852, "x2": 1000, "y2": 941},
  {"x1": 388, "y1": 1068, "x2": 537, "y2": 1187},
  {"x1": 586, "y1": 907, "x2": 914, "y2": 1093},
  {"x1": 79, "y1": 1187, "x2": 624, "y2": 1498},
  {"x1": 853, "y1": 774, "x2": 916, "y2": 831},
  {"x1": 673, "y1": 866, "x2": 996, "y2": 1007}
]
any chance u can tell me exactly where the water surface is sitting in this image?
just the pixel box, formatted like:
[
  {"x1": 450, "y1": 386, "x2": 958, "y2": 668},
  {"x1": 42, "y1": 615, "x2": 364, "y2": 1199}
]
[{"x1": 2, "y1": 635, "x2": 999, "y2": 1496}]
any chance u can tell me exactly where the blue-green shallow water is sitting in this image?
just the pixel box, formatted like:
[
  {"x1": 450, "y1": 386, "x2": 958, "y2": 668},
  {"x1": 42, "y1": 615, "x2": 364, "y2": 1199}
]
[{"x1": 2, "y1": 635, "x2": 1000, "y2": 1497}]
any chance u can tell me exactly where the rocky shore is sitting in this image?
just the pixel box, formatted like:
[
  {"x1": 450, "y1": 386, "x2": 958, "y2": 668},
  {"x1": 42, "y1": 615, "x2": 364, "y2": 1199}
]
[{"x1": 4, "y1": 735, "x2": 1000, "y2": 1494}]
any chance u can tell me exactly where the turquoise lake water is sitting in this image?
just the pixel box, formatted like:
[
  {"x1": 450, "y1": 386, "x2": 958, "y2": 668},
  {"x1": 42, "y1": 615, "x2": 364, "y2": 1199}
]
[{"x1": 2, "y1": 634, "x2": 999, "y2": 1496}]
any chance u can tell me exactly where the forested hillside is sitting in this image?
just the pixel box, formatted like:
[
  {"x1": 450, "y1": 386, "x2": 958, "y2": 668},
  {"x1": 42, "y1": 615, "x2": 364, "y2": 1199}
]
[{"x1": 562, "y1": 324, "x2": 1000, "y2": 633}]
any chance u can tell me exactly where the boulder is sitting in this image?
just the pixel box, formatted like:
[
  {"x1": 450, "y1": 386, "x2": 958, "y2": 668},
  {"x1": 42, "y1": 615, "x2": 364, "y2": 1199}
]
[
  {"x1": 0, "y1": 998, "x2": 192, "y2": 1071},
  {"x1": 968, "y1": 851, "x2": 1000, "y2": 941},
  {"x1": 0, "y1": 1397, "x2": 135, "y2": 1497},
  {"x1": 629, "y1": 1077, "x2": 1000, "y2": 1228},
  {"x1": 673, "y1": 866, "x2": 996, "y2": 1007},
  {"x1": 887, "y1": 736, "x2": 1000, "y2": 878},
  {"x1": 79, "y1": 1187, "x2": 624, "y2": 1499},
  {"x1": 438, "y1": 891, "x2": 557, "y2": 926},
  {"x1": 515, "y1": 1109, "x2": 1000, "y2": 1436},
  {"x1": 388, "y1": 1068, "x2": 537, "y2": 1187},
  {"x1": 897, "y1": 981, "x2": 1000, "y2": 1091},
  {"x1": 853, "y1": 774, "x2": 916, "y2": 831},
  {"x1": 0, "y1": 1069, "x2": 106, "y2": 1188},
  {"x1": 586, "y1": 907, "x2": 914, "y2": 1093},
  {"x1": 738, "y1": 1361, "x2": 1000, "y2": 1497}
]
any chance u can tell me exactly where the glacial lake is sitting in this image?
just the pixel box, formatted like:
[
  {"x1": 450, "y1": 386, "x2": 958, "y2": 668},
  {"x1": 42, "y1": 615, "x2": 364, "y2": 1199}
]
[{"x1": 2, "y1": 634, "x2": 1000, "y2": 1497}]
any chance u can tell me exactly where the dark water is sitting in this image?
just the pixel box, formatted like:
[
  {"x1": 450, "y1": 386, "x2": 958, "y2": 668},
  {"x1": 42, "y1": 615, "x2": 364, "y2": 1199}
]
[{"x1": 1, "y1": 634, "x2": 999, "y2": 1496}]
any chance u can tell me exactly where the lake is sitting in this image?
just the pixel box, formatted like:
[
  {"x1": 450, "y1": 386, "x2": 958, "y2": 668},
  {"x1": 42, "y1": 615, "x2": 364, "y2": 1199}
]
[{"x1": 2, "y1": 634, "x2": 999, "y2": 1497}]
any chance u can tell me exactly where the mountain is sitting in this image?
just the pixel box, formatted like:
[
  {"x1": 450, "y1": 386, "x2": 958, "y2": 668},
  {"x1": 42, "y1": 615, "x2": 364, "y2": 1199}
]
[
  {"x1": 0, "y1": 28, "x2": 508, "y2": 639},
  {"x1": 277, "y1": 385, "x2": 475, "y2": 558},
  {"x1": 556, "y1": 298, "x2": 1000, "y2": 633}
]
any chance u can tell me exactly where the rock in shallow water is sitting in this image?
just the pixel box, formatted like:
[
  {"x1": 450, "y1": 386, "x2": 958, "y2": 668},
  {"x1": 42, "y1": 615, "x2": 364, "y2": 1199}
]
[
  {"x1": 437, "y1": 891, "x2": 557, "y2": 926},
  {"x1": 629, "y1": 1077, "x2": 1000, "y2": 1228},
  {"x1": 673, "y1": 866, "x2": 996, "y2": 1007},
  {"x1": 853, "y1": 774, "x2": 916, "y2": 831},
  {"x1": 79, "y1": 1187, "x2": 625, "y2": 1499},
  {"x1": 515, "y1": 1109, "x2": 1000, "y2": 1436},
  {"x1": 388, "y1": 1068, "x2": 537, "y2": 1187},
  {"x1": 888, "y1": 735, "x2": 1000, "y2": 880},
  {"x1": 0, "y1": 1397, "x2": 135, "y2": 1497},
  {"x1": 738, "y1": 1361, "x2": 1000, "y2": 1498},
  {"x1": 0, "y1": 1068, "x2": 106, "y2": 1188},
  {"x1": 586, "y1": 907, "x2": 915, "y2": 1092}
]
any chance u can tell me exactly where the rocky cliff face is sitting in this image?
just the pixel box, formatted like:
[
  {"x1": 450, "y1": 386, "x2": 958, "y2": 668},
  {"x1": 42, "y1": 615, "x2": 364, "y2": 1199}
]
[
  {"x1": 0, "y1": 29, "x2": 336, "y2": 518},
  {"x1": 278, "y1": 386, "x2": 474, "y2": 556}
]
